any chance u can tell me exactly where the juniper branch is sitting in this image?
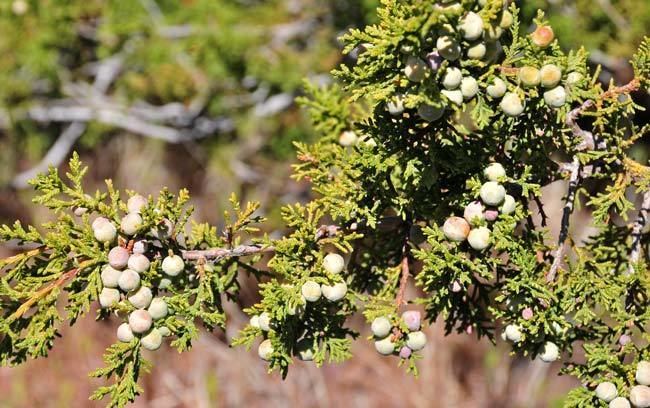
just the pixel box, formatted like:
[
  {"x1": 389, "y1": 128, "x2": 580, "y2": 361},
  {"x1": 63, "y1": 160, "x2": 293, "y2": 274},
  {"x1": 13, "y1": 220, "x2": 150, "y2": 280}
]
[{"x1": 628, "y1": 190, "x2": 650, "y2": 274}]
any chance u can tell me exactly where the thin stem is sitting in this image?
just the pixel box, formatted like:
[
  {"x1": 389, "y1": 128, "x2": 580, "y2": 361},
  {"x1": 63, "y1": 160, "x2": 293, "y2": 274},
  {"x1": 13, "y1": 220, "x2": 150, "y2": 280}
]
[{"x1": 181, "y1": 244, "x2": 275, "y2": 261}]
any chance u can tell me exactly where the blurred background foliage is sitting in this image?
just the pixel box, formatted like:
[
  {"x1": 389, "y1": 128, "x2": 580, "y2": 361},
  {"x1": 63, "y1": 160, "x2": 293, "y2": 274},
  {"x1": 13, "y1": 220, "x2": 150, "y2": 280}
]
[{"x1": 0, "y1": 0, "x2": 648, "y2": 406}]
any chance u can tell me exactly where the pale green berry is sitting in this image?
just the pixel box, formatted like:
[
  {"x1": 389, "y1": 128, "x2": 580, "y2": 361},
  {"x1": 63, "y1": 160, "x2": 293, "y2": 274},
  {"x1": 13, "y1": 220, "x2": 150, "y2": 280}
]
[
  {"x1": 531, "y1": 25, "x2": 554, "y2": 48},
  {"x1": 500, "y1": 92, "x2": 525, "y2": 117},
  {"x1": 500, "y1": 194, "x2": 516, "y2": 215},
  {"x1": 128, "y1": 309, "x2": 153, "y2": 334},
  {"x1": 93, "y1": 217, "x2": 117, "y2": 243},
  {"x1": 339, "y1": 130, "x2": 358, "y2": 147},
  {"x1": 460, "y1": 77, "x2": 479, "y2": 100},
  {"x1": 158, "y1": 326, "x2": 171, "y2": 337},
  {"x1": 418, "y1": 104, "x2": 444, "y2": 122},
  {"x1": 258, "y1": 312, "x2": 272, "y2": 331},
  {"x1": 258, "y1": 339, "x2": 274, "y2": 361},
  {"x1": 249, "y1": 315, "x2": 261, "y2": 329},
  {"x1": 436, "y1": 36, "x2": 461, "y2": 61},
  {"x1": 296, "y1": 338, "x2": 315, "y2": 361},
  {"x1": 141, "y1": 328, "x2": 163, "y2": 351},
  {"x1": 499, "y1": 10, "x2": 513, "y2": 29},
  {"x1": 128, "y1": 286, "x2": 153, "y2": 309},
  {"x1": 484, "y1": 25, "x2": 503, "y2": 41},
  {"x1": 544, "y1": 86, "x2": 567, "y2": 108},
  {"x1": 566, "y1": 72, "x2": 583, "y2": 85},
  {"x1": 442, "y1": 216, "x2": 471, "y2": 241},
  {"x1": 519, "y1": 66, "x2": 541, "y2": 87},
  {"x1": 101, "y1": 265, "x2": 122, "y2": 288},
  {"x1": 480, "y1": 181, "x2": 506, "y2": 206},
  {"x1": 504, "y1": 324, "x2": 522, "y2": 342},
  {"x1": 466, "y1": 42, "x2": 487, "y2": 59},
  {"x1": 118, "y1": 269, "x2": 141, "y2": 292},
  {"x1": 162, "y1": 254, "x2": 184, "y2": 276},
  {"x1": 609, "y1": 397, "x2": 631, "y2": 408},
  {"x1": 374, "y1": 336, "x2": 396, "y2": 355},
  {"x1": 442, "y1": 67, "x2": 462, "y2": 90},
  {"x1": 301, "y1": 281, "x2": 322, "y2": 302},
  {"x1": 159, "y1": 278, "x2": 172, "y2": 290},
  {"x1": 441, "y1": 89, "x2": 463, "y2": 106},
  {"x1": 386, "y1": 94, "x2": 405, "y2": 115},
  {"x1": 121, "y1": 213, "x2": 142, "y2": 235},
  {"x1": 321, "y1": 282, "x2": 347, "y2": 302},
  {"x1": 637, "y1": 361, "x2": 650, "y2": 385},
  {"x1": 117, "y1": 322, "x2": 134, "y2": 342},
  {"x1": 323, "y1": 253, "x2": 345, "y2": 274},
  {"x1": 406, "y1": 331, "x2": 427, "y2": 351},
  {"x1": 99, "y1": 288, "x2": 121, "y2": 308},
  {"x1": 487, "y1": 77, "x2": 507, "y2": 98},
  {"x1": 404, "y1": 56, "x2": 428, "y2": 82},
  {"x1": 127, "y1": 195, "x2": 147, "y2": 214},
  {"x1": 371, "y1": 316, "x2": 392, "y2": 338},
  {"x1": 484, "y1": 163, "x2": 506, "y2": 181},
  {"x1": 464, "y1": 201, "x2": 485, "y2": 225},
  {"x1": 127, "y1": 254, "x2": 150, "y2": 273},
  {"x1": 595, "y1": 382, "x2": 618, "y2": 403},
  {"x1": 148, "y1": 298, "x2": 168, "y2": 320},
  {"x1": 540, "y1": 64, "x2": 562, "y2": 88},
  {"x1": 630, "y1": 385, "x2": 650, "y2": 408},
  {"x1": 539, "y1": 341, "x2": 560, "y2": 362},
  {"x1": 467, "y1": 227, "x2": 491, "y2": 250},
  {"x1": 458, "y1": 12, "x2": 483, "y2": 41}
]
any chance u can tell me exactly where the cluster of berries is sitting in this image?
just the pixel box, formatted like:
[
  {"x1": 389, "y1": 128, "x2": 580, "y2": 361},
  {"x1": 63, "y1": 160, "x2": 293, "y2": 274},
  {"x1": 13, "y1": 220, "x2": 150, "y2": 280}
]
[
  {"x1": 500, "y1": 323, "x2": 560, "y2": 363},
  {"x1": 442, "y1": 163, "x2": 516, "y2": 251},
  {"x1": 371, "y1": 311, "x2": 427, "y2": 359},
  {"x1": 92, "y1": 195, "x2": 184, "y2": 351},
  {"x1": 594, "y1": 362, "x2": 650, "y2": 407}
]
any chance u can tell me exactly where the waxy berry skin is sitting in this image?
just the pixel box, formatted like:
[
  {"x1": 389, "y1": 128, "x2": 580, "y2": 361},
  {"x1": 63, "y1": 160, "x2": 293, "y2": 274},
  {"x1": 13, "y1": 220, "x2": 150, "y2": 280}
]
[
  {"x1": 595, "y1": 382, "x2": 618, "y2": 403},
  {"x1": 487, "y1": 77, "x2": 507, "y2": 98},
  {"x1": 162, "y1": 255, "x2": 184, "y2": 277},
  {"x1": 406, "y1": 331, "x2": 427, "y2": 351},
  {"x1": 93, "y1": 218, "x2": 117, "y2": 243},
  {"x1": 637, "y1": 361, "x2": 650, "y2": 386},
  {"x1": 99, "y1": 288, "x2": 121, "y2": 308},
  {"x1": 148, "y1": 298, "x2": 169, "y2": 320},
  {"x1": 118, "y1": 269, "x2": 141, "y2": 292},
  {"x1": 539, "y1": 341, "x2": 560, "y2": 362},
  {"x1": 323, "y1": 253, "x2": 345, "y2": 274},
  {"x1": 117, "y1": 323, "x2": 135, "y2": 343},
  {"x1": 128, "y1": 286, "x2": 153, "y2": 309},
  {"x1": 404, "y1": 56, "x2": 428, "y2": 82},
  {"x1": 258, "y1": 339, "x2": 274, "y2": 361},
  {"x1": 480, "y1": 182, "x2": 506, "y2": 206},
  {"x1": 500, "y1": 92, "x2": 525, "y2": 117},
  {"x1": 127, "y1": 195, "x2": 147, "y2": 214},
  {"x1": 483, "y1": 163, "x2": 506, "y2": 181},
  {"x1": 467, "y1": 226, "x2": 491, "y2": 251},
  {"x1": 128, "y1": 309, "x2": 153, "y2": 334},
  {"x1": 128, "y1": 254, "x2": 150, "y2": 273},
  {"x1": 371, "y1": 316, "x2": 392, "y2": 338},
  {"x1": 121, "y1": 213, "x2": 143, "y2": 236},
  {"x1": 321, "y1": 282, "x2": 348, "y2": 302},
  {"x1": 301, "y1": 281, "x2": 322, "y2": 302},
  {"x1": 442, "y1": 216, "x2": 471, "y2": 242},
  {"x1": 374, "y1": 336, "x2": 396, "y2": 355},
  {"x1": 108, "y1": 246, "x2": 129, "y2": 269}
]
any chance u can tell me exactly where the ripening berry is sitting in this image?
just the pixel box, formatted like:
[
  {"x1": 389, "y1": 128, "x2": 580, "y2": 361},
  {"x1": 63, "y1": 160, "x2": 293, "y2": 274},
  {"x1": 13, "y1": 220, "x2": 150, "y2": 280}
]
[
  {"x1": 108, "y1": 246, "x2": 129, "y2": 269},
  {"x1": 301, "y1": 281, "x2": 322, "y2": 302},
  {"x1": 466, "y1": 42, "x2": 487, "y2": 60},
  {"x1": 258, "y1": 339, "x2": 274, "y2": 361},
  {"x1": 441, "y1": 89, "x2": 463, "y2": 106},
  {"x1": 521, "y1": 307, "x2": 534, "y2": 320},
  {"x1": 442, "y1": 216, "x2": 471, "y2": 242},
  {"x1": 500, "y1": 194, "x2": 516, "y2": 215},
  {"x1": 371, "y1": 316, "x2": 392, "y2": 338},
  {"x1": 442, "y1": 67, "x2": 462, "y2": 90},
  {"x1": 141, "y1": 328, "x2": 163, "y2": 351},
  {"x1": 127, "y1": 254, "x2": 150, "y2": 273},
  {"x1": 504, "y1": 324, "x2": 522, "y2": 343},
  {"x1": 406, "y1": 331, "x2": 427, "y2": 351},
  {"x1": 121, "y1": 213, "x2": 142, "y2": 236},
  {"x1": 118, "y1": 269, "x2": 141, "y2": 292},
  {"x1": 519, "y1": 66, "x2": 541, "y2": 87},
  {"x1": 99, "y1": 288, "x2": 121, "y2": 308},
  {"x1": 539, "y1": 341, "x2": 560, "y2": 362},
  {"x1": 401, "y1": 310, "x2": 421, "y2": 331},
  {"x1": 158, "y1": 326, "x2": 171, "y2": 337},
  {"x1": 543, "y1": 86, "x2": 567, "y2": 108},
  {"x1": 630, "y1": 385, "x2": 650, "y2": 408},
  {"x1": 117, "y1": 322, "x2": 134, "y2": 343},
  {"x1": 404, "y1": 56, "x2": 428, "y2": 82},
  {"x1": 296, "y1": 338, "x2": 315, "y2": 361},
  {"x1": 609, "y1": 397, "x2": 631, "y2": 408},
  {"x1": 566, "y1": 72, "x2": 583, "y2": 85},
  {"x1": 499, "y1": 10, "x2": 513, "y2": 29},
  {"x1": 464, "y1": 201, "x2": 485, "y2": 225},
  {"x1": 101, "y1": 265, "x2": 121, "y2": 288},
  {"x1": 637, "y1": 361, "x2": 650, "y2": 385},
  {"x1": 467, "y1": 226, "x2": 491, "y2": 250},
  {"x1": 128, "y1": 286, "x2": 153, "y2": 309},
  {"x1": 162, "y1": 254, "x2": 184, "y2": 276},
  {"x1": 436, "y1": 36, "x2": 461, "y2": 61},
  {"x1": 399, "y1": 346, "x2": 412, "y2": 359},
  {"x1": 148, "y1": 298, "x2": 168, "y2": 320},
  {"x1": 484, "y1": 163, "x2": 506, "y2": 181},
  {"x1": 480, "y1": 181, "x2": 506, "y2": 206},
  {"x1": 258, "y1": 312, "x2": 271, "y2": 331},
  {"x1": 132, "y1": 240, "x2": 147, "y2": 255},
  {"x1": 451, "y1": 280, "x2": 463, "y2": 292},
  {"x1": 93, "y1": 218, "x2": 117, "y2": 243},
  {"x1": 540, "y1": 64, "x2": 562, "y2": 88},
  {"x1": 323, "y1": 253, "x2": 345, "y2": 274},
  {"x1": 500, "y1": 92, "x2": 525, "y2": 117},
  {"x1": 418, "y1": 104, "x2": 444, "y2": 122},
  {"x1": 339, "y1": 130, "x2": 358, "y2": 147},
  {"x1": 487, "y1": 77, "x2": 507, "y2": 98},
  {"x1": 150, "y1": 218, "x2": 174, "y2": 240},
  {"x1": 129, "y1": 309, "x2": 153, "y2": 334},
  {"x1": 386, "y1": 95, "x2": 405, "y2": 115},
  {"x1": 127, "y1": 195, "x2": 147, "y2": 214},
  {"x1": 531, "y1": 25, "x2": 555, "y2": 48},
  {"x1": 426, "y1": 50, "x2": 443, "y2": 71},
  {"x1": 595, "y1": 382, "x2": 618, "y2": 403},
  {"x1": 249, "y1": 315, "x2": 260, "y2": 329},
  {"x1": 458, "y1": 12, "x2": 484, "y2": 41},
  {"x1": 460, "y1": 77, "x2": 479, "y2": 100},
  {"x1": 322, "y1": 282, "x2": 348, "y2": 302},
  {"x1": 374, "y1": 336, "x2": 396, "y2": 355}
]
